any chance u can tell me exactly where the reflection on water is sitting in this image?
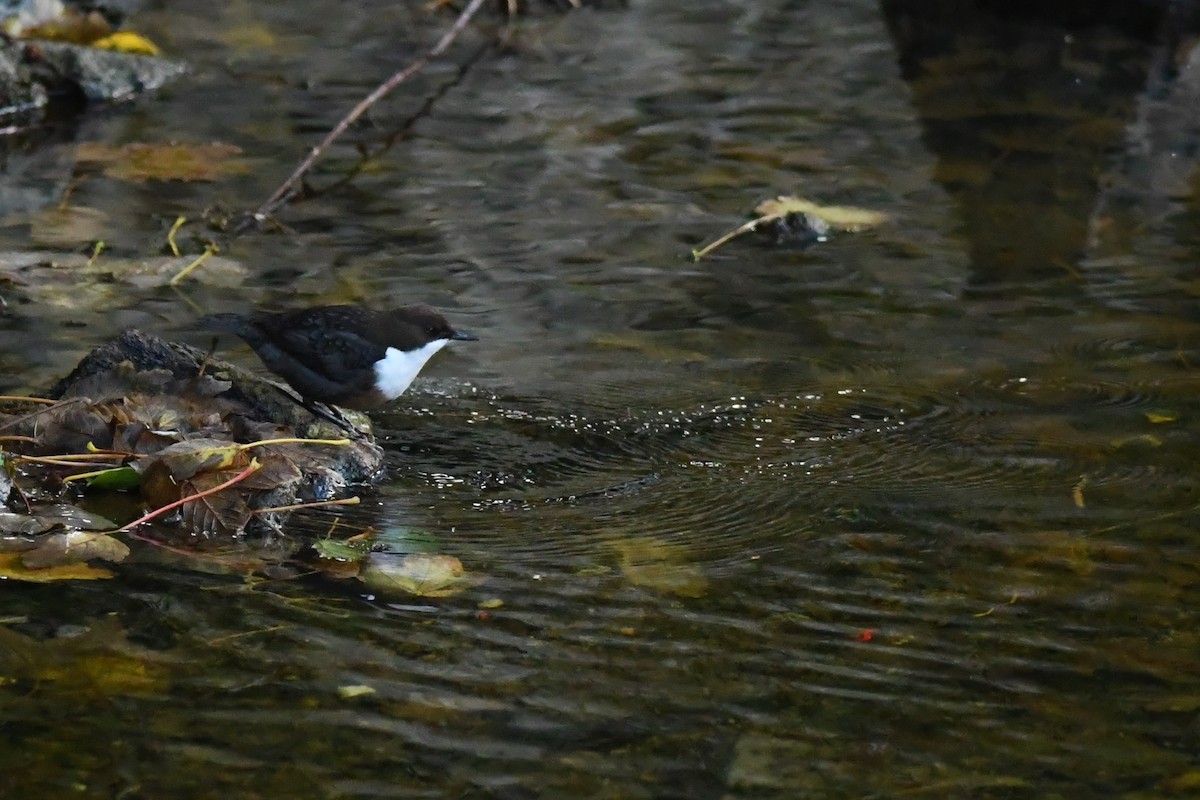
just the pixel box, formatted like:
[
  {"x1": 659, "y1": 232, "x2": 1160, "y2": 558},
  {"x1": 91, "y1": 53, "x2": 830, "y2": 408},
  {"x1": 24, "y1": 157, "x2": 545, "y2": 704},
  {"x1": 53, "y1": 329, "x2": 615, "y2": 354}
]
[{"x1": 4, "y1": 0, "x2": 1200, "y2": 797}]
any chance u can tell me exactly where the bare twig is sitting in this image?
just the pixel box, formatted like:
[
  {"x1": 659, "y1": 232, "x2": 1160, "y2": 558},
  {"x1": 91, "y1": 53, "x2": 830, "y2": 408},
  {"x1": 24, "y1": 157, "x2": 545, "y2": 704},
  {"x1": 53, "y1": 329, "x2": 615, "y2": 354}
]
[
  {"x1": 252, "y1": 496, "x2": 361, "y2": 516},
  {"x1": 0, "y1": 395, "x2": 57, "y2": 405},
  {"x1": 252, "y1": 0, "x2": 490, "y2": 222},
  {"x1": 0, "y1": 397, "x2": 85, "y2": 434}
]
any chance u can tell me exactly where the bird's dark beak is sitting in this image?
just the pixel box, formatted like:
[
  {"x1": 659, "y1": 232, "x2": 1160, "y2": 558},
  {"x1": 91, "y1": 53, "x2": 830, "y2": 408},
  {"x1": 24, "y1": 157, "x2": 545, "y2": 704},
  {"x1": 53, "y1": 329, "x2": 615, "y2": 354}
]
[{"x1": 451, "y1": 330, "x2": 478, "y2": 342}]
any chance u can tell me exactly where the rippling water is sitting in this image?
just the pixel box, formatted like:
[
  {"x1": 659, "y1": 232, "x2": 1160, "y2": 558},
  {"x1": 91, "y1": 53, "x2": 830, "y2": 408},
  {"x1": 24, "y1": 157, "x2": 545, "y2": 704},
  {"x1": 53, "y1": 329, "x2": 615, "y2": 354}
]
[{"x1": 3, "y1": 0, "x2": 1200, "y2": 797}]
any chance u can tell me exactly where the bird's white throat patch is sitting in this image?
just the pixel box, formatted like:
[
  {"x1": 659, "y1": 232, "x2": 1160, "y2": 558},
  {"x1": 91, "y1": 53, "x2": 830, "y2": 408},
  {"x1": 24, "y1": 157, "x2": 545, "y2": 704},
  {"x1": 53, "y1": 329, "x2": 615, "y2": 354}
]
[{"x1": 373, "y1": 340, "x2": 449, "y2": 399}]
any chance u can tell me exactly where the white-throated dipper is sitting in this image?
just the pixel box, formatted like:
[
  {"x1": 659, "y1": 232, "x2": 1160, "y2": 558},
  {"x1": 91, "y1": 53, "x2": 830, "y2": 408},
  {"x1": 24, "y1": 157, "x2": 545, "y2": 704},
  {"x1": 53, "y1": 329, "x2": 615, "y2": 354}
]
[{"x1": 198, "y1": 304, "x2": 477, "y2": 410}]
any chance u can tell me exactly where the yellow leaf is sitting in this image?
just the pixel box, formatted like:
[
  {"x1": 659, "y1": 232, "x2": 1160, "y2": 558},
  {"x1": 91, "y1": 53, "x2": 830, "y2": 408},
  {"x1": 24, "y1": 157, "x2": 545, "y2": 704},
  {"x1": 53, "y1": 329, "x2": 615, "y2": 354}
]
[
  {"x1": 0, "y1": 552, "x2": 113, "y2": 582},
  {"x1": 1145, "y1": 410, "x2": 1178, "y2": 424},
  {"x1": 92, "y1": 31, "x2": 161, "y2": 56},
  {"x1": 359, "y1": 553, "x2": 468, "y2": 597},
  {"x1": 754, "y1": 195, "x2": 888, "y2": 230}
]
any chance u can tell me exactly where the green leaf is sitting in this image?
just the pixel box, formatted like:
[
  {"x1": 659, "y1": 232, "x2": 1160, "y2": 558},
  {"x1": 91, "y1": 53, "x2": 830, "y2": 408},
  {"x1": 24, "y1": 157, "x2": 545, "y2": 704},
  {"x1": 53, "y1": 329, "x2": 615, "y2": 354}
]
[
  {"x1": 85, "y1": 466, "x2": 140, "y2": 490},
  {"x1": 313, "y1": 538, "x2": 369, "y2": 562}
]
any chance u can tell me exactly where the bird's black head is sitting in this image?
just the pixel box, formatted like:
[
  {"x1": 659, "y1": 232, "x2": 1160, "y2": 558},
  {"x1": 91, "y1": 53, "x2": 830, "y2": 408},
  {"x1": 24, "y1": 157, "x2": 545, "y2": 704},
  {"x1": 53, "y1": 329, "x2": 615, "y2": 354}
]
[{"x1": 396, "y1": 305, "x2": 477, "y2": 345}]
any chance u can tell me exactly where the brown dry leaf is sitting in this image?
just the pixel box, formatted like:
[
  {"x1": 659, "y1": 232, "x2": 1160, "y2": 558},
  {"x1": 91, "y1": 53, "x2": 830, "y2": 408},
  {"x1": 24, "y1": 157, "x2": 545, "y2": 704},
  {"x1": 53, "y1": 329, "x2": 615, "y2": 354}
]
[
  {"x1": 77, "y1": 142, "x2": 250, "y2": 182},
  {"x1": 238, "y1": 452, "x2": 303, "y2": 492},
  {"x1": 358, "y1": 553, "x2": 468, "y2": 597},
  {"x1": 21, "y1": 531, "x2": 129, "y2": 569},
  {"x1": 0, "y1": 551, "x2": 113, "y2": 581},
  {"x1": 176, "y1": 469, "x2": 252, "y2": 537},
  {"x1": 612, "y1": 537, "x2": 709, "y2": 598}
]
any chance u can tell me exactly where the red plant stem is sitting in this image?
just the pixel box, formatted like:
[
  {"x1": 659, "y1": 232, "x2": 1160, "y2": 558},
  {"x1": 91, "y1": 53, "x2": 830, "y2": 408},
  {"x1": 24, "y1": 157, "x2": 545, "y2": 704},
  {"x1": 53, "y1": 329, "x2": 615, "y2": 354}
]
[
  {"x1": 254, "y1": 0, "x2": 489, "y2": 219},
  {"x1": 117, "y1": 460, "x2": 261, "y2": 533}
]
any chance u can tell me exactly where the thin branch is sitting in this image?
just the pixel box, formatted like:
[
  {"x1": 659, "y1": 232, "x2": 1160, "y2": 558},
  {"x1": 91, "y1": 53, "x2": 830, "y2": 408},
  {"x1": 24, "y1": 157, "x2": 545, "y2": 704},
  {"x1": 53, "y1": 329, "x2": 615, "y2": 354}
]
[
  {"x1": 0, "y1": 397, "x2": 85, "y2": 434},
  {"x1": 252, "y1": 0, "x2": 490, "y2": 221},
  {"x1": 252, "y1": 496, "x2": 361, "y2": 516}
]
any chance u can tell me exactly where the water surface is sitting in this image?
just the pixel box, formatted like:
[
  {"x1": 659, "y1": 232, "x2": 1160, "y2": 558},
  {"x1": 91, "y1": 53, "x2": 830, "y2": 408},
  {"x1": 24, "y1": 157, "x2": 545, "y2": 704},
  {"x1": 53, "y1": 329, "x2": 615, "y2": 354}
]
[{"x1": 3, "y1": 1, "x2": 1200, "y2": 797}]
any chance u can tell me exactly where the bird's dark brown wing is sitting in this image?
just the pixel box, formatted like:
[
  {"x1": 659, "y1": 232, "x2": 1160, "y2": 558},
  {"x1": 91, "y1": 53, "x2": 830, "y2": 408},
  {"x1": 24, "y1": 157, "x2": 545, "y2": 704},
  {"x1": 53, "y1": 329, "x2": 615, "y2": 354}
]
[{"x1": 267, "y1": 307, "x2": 387, "y2": 381}]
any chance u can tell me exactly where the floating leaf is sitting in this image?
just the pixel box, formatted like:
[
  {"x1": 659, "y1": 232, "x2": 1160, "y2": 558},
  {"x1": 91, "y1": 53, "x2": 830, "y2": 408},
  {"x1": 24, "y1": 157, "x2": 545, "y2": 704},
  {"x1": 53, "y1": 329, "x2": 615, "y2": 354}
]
[
  {"x1": 1145, "y1": 409, "x2": 1178, "y2": 424},
  {"x1": 337, "y1": 684, "x2": 376, "y2": 699},
  {"x1": 692, "y1": 194, "x2": 885, "y2": 260},
  {"x1": 358, "y1": 553, "x2": 468, "y2": 597},
  {"x1": 22, "y1": 531, "x2": 129, "y2": 569},
  {"x1": 0, "y1": 552, "x2": 113, "y2": 581},
  {"x1": 754, "y1": 196, "x2": 888, "y2": 230},
  {"x1": 92, "y1": 31, "x2": 161, "y2": 56},
  {"x1": 314, "y1": 538, "x2": 370, "y2": 563},
  {"x1": 77, "y1": 142, "x2": 250, "y2": 182}
]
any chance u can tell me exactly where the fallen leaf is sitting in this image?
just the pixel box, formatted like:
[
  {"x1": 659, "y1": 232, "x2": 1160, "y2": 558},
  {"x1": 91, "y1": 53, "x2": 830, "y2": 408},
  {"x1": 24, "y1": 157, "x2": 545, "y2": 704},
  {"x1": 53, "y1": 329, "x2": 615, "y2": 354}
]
[
  {"x1": 359, "y1": 553, "x2": 468, "y2": 597},
  {"x1": 754, "y1": 196, "x2": 888, "y2": 230},
  {"x1": 0, "y1": 552, "x2": 113, "y2": 581},
  {"x1": 21, "y1": 531, "x2": 129, "y2": 569},
  {"x1": 84, "y1": 465, "x2": 141, "y2": 490},
  {"x1": 92, "y1": 31, "x2": 161, "y2": 56},
  {"x1": 314, "y1": 538, "x2": 370, "y2": 562}
]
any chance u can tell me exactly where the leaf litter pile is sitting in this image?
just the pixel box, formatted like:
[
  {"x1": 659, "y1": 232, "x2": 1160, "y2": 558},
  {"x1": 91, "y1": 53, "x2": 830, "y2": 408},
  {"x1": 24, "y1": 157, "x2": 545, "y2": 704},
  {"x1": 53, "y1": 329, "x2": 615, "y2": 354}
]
[{"x1": 0, "y1": 330, "x2": 470, "y2": 597}]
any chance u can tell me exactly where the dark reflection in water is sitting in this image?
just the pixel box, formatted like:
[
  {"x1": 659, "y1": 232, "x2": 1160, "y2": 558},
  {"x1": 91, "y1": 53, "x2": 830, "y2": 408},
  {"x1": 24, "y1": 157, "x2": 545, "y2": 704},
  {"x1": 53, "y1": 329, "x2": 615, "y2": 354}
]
[{"x1": 4, "y1": 1, "x2": 1200, "y2": 798}]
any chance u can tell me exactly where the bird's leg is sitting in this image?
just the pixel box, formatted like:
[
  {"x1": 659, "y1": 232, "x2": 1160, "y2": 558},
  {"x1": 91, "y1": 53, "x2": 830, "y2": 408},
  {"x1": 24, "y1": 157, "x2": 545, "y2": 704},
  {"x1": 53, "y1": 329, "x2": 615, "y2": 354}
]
[{"x1": 265, "y1": 383, "x2": 366, "y2": 439}]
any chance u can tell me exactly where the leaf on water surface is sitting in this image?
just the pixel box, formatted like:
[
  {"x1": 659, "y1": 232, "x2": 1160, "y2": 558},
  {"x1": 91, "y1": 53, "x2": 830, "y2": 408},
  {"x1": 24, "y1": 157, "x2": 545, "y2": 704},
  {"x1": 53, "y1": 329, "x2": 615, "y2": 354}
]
[
  {"x1": 0, "y1": 551, "x2": 112, "y2": 581},
  {"x1": 337, "y1": 684, "x2": 376, "y2": 699},
  {"x1": 21, "y1": 531, "x2": 129, "y2": 569},
  {"x1": 92, "y1": 31, "x2": 161, "y2": 56},
  {"x1": 611, "y1": 537, "x2": 709, "y2": 598},
  {"x1": 1145, "y1": 409, "x2": 1177, "y2": 424},
  {"x1": 754, "y1": 196, "x2": 888, "y2": 230},
  {"x1": 692, "y1": 194, "x2": 886, "y2": 260},
  {"x1": 314, "y1": 537, "x2": 370, "y2": 563},
  {"x1": 358, "y1": 553, "x2": 469, "y2": 597},
  {"x1": 77, "y1": 142, "x2": 250, "y2": 182}
]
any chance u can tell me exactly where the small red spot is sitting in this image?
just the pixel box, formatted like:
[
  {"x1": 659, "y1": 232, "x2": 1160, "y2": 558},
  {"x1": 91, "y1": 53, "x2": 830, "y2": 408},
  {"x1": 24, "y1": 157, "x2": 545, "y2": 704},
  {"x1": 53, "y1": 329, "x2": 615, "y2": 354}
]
[
  {"x1": 475, "y1": 610, "x2": 491, "y2": 621},
  {"x1": 855, "y1": 629, "x2": 875, "y2": 642}
]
